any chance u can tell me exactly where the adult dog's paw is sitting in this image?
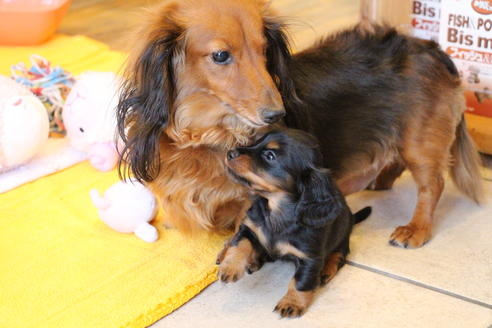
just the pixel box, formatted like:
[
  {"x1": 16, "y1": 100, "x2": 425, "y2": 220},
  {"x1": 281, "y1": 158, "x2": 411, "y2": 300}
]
[{"x1": 389, "y1": 224, "x2": 431, "y2": 248}]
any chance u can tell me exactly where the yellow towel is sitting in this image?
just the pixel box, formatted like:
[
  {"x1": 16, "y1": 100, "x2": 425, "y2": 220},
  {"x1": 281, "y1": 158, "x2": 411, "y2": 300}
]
[
  {"x1": 0, "y1": 36, "x2": 226, "y2": 328},
  {"x1": 0, "y1": 34, "x2": 126, "y2": 75}
]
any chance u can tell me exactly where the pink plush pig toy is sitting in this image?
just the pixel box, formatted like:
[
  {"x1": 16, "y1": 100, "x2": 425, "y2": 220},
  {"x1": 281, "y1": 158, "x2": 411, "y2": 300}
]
[
  {"x1": 63, "y1": 72, "x2": 122, "y2": 171},
  {"x1": 90, "y1": 180, "x2": 158, "y2": 242}
]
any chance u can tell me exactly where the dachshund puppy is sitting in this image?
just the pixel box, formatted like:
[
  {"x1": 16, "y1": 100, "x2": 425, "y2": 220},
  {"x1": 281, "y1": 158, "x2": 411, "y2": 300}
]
[
  {"x1": 117, "y1": 0, "x2": 289, "y2": 232},
  {"x1": 277, "y1": 24, "x2": 484, "y2": 248},
  {"x1": 218, "y1": 129, "x2": 371, "y2": 318}
]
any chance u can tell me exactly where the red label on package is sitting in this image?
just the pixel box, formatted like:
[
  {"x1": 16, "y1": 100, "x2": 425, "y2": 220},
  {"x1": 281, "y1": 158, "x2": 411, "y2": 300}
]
[{"x1": 472, "y1": 0, "x2": 492, "y2": 15}]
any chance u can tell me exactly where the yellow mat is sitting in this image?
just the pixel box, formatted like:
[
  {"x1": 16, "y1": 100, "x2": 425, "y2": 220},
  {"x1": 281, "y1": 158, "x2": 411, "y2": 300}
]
[{"x1": 0, "y1": 36, "x2": 225, "y2": 328}]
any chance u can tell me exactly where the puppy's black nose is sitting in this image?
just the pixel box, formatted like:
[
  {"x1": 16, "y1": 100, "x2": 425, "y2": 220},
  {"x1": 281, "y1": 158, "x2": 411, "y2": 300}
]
[
  {"x1": 261, "y1": 108, "x2": 285, "y2": 124},
  {"x1": 227, "y1": 150, "x2": 240, "y2": 161}
]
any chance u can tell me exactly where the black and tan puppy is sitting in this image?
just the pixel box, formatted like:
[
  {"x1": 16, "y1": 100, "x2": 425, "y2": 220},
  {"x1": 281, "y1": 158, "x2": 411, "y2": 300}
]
[{"x1": 217, "y1": 129, "x2": 371, "y2": 318}]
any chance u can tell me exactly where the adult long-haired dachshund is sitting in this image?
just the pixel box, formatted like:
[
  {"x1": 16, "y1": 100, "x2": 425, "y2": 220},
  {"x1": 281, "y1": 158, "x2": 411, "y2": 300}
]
[
  {"x1": 117, "y1": 0, "x2": 483, "y2": 247},
  {"x1": 278, "y1": 24, "x2": 483, "y2": 248},
  {"x1": 218, "y1": 129, "x2": 371, "y2": 317},
  {"x1": 117, "y1": 0, "x2": 287, "y2": 232}
]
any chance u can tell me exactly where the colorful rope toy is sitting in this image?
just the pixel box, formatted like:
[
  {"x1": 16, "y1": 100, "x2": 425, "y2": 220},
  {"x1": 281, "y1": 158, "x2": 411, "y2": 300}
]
[{"x1": 11, "y1": 55, "x2": 75, "y2": 136}]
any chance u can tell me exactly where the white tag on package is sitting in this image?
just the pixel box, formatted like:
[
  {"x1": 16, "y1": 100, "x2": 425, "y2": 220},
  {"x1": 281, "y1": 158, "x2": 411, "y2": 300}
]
[
  {"x1": 411, "y1": 0, "x2": 441, "y2": 41},
  {"x1": 439, "y1": 0, "x2": 492, "y2": 95}
]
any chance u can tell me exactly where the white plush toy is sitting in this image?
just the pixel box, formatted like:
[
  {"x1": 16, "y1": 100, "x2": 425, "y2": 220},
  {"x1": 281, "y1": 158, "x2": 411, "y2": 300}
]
[
  {"x1": 90, "y1": 180, "x2": 159, "y2": 242},
  {"x1": 0, "y1": 75, "x2": 49, "y2": 173},
  {"x1": 63, "y1": 72, "x2": 122, "y2": 172}
]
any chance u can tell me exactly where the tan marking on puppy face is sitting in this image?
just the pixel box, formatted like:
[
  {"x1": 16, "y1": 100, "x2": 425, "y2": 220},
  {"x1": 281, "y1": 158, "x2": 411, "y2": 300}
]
[
  {"x1": 244, "y1": 170, "x2": 283, "y2": 193},
  {"x1": 274, "y1": 279, "x2": 314, "y2": 318},
  {"x1": 266, "y1": 140, "x2": 280, "y2": 149},
  {"x1": 227, "y1": 154, "x2": 253, "y2": 176},
  {"x1": 226, "y1": 154, "x2": 283, "y2": 193},
  {"x1": 218, "y1": 238, "x2": 254, "y2": 283},
  {"x1": 243, "y1": 217, "x2": 269, "y2": 247},
  {"x1": 275, "y1": 241, "x2": 307, "y2": 259}
]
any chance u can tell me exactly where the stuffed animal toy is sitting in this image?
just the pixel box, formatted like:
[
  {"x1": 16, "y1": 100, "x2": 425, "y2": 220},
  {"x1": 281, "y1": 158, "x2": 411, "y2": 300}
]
[
  {"x1": 0, "y1": 75, "x2": 49, "y2": 173},
  {"x1": 90, "y1": 180, "x2": 159, "y2": 243},
  {"x1": 63, "y1": 72, "x2": 122, "y2": 171}
]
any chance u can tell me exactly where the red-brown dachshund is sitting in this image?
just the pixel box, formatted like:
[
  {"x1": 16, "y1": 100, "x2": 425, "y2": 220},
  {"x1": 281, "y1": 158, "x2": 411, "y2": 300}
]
[{"x1": 117, "y1": 0, "x2": 287, "y2": 232}]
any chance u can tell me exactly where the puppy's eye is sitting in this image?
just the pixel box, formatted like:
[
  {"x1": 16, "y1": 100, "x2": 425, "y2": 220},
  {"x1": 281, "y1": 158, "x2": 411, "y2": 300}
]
[
  {"x1": 212, "y1": 51, "x2": 232, "y2": 65},
  {"x1": 262, "y1": 149, "x2": 276, "y2": 162}
]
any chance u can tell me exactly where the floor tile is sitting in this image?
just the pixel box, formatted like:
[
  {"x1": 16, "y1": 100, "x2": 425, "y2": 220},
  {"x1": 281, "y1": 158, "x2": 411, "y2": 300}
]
[
  {"x1": 270, "y1": 0, "x2": 359, "y2": 51},
  {"x1": 347, "y1": 173, "x2": 492, "y2": 306},
  {"x1": 155, "y1": 262, "x2": 492, "y2": 328}
]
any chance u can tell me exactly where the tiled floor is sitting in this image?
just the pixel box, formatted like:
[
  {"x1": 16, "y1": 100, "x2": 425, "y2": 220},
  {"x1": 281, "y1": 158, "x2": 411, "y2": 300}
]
[
  {"x1": 348, "y1": 172, "x2": 492, "y2": 306},
  {"x1": 155, "y1": 172, "x2": 492, "y2": 328}
]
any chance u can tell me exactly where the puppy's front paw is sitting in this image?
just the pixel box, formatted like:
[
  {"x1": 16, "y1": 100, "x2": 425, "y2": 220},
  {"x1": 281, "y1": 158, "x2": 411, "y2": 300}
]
[
  {"x1": 215, "y1": 240, "x2": 232, "y2": 265},
  {"x1": 246, "y1": 253, "x2": 266, "y2": 274},
  {"x1": 217, "y1": 239, "x2": 254, "y2": 283},
  {"x1": 274, "y1": 295, "x2": 307, "y2": 318},
  {"x1": 389, "y1": 224, "x2": 431, "y2": 248},
  {"x1": 218, "y1": 258, "x2": 247, "y2": 283}
]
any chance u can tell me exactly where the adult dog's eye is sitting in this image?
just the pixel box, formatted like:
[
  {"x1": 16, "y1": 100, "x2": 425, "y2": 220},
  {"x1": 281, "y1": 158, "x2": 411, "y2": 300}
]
[
  {"x1": 212, "y1": 51, "x2": 232, "y2": 65},
  {"x1": 262, "y1": 150, "x2": 276, "y2": 162}
]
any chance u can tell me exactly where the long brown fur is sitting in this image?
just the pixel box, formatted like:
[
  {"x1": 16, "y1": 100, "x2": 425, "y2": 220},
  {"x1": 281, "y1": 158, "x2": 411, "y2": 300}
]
[{"x1": 117, "y1": 0, "x2": 289, "y2": 233}]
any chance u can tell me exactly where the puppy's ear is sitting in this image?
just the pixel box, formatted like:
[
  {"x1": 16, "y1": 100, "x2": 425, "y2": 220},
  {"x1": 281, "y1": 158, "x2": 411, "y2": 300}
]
[
  {"x1": 117, "y1": 6, "x2": 183, "y2": 183},
  {"x1": 295, "y1": 169, "x2": 343, "y2": 228}
]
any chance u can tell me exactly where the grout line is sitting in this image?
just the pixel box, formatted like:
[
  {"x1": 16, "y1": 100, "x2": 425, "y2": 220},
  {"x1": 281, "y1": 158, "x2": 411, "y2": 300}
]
[{"x1": 346, "y1": 260, "x2": 492, "y2": 310}]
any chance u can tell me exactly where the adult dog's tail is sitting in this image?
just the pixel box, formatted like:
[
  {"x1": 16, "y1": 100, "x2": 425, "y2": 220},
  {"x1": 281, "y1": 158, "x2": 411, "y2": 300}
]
[
  {"x1": 354, "y1": 207, "x2": 372, "y2": 224},
  {"x1": 450, "y1": 117, "x2": 484, "y2": 203}
]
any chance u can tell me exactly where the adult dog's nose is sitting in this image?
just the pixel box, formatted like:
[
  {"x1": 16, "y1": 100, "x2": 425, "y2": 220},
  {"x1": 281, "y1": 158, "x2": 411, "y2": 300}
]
[
  {"x1": 261, "y1": 108, "x2": 285, "y2": 124},
  {"x1": 227, "y1": 149, "x2": 240, "y2": 161}
]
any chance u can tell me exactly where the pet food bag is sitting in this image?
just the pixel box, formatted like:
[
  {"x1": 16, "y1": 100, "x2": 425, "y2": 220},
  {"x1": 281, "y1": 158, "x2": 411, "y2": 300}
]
[
  {"x1": 360, "y1": 0, "x2": 438, "y2": 37},
  {"x1": 362, "y1": 0, "x2": 492, "y2": 154},
  {"x1": 362, "y1": 0, "x2": 492, "y2": 118},
  {"x1": 439, "y1": 0, "x2": 492, "y2": 118}
]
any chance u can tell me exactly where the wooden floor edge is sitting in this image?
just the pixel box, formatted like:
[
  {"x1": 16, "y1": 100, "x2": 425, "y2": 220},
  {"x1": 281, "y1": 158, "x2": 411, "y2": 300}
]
[{"x1": 465, "y1": 113, "x2": 492, "y2": 155}]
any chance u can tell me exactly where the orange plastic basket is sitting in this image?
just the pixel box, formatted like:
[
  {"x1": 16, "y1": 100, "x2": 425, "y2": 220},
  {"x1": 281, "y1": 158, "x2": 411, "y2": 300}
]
[{"x1": 0, "y1": 0, "x2": 71, "y2": 46}]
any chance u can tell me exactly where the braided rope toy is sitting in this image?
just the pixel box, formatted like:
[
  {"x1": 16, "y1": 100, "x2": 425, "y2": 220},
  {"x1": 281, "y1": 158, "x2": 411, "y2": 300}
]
[{"x1": 11, "y1": 55, "x2": 75, "y2": 137}]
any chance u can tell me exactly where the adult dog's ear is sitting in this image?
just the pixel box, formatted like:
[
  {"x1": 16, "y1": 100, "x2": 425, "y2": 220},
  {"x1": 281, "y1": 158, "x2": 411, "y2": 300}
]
[
  {"x1": 295, "y1": 169, "x2": 342, "y2": 228},
  {"x1": 263, "y1": 17, "x2": 295, "y2": 99},
  {"x1": 117, "y1": 5, "x2": 183, "y2": 183},
  {"x1": 263, "y1": 16, "x2": 305, "y2": 128}
]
